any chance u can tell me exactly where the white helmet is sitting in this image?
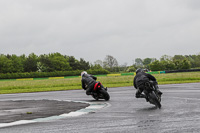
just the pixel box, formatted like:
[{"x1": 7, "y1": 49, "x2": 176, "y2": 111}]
[{"x1": 81, "y1": 71, "x2": 87, "y2": 77}]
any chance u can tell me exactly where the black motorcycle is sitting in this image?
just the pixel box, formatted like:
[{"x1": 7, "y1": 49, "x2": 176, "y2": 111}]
[
  {"x1": 143, "y1": 81, "x2": 162, "y2": 109},
  {"x1": 91, "y1": 82, "x2": 110, "y2": 101}
]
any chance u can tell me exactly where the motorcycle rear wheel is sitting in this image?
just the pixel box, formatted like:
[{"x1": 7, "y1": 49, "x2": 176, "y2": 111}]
[
  {"x1": 99, "y1": 90, "x2": 110, "y2": 101},
  {"x1": 92, "y1": 94, "x2": 99, "y2": 101}
]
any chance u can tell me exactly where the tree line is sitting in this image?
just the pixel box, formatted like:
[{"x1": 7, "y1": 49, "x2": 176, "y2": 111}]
[
  {"x1": 0, "y1": 53, "x2": 119, "y2": 74},
  {"x1": 0, "y1": 52, "x2": 200, "y2": 75},
  {"x1": 0, "y1": 53, "x2": 91, "y2": 73},
  {"x1": 127, "y1": 54, "x2": 200, "y2": 72}
]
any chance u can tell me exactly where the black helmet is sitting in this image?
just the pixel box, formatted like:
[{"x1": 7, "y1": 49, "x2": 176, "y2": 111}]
[{"x1": 136, "y1": 68, "x2": 143, "y2": 74}]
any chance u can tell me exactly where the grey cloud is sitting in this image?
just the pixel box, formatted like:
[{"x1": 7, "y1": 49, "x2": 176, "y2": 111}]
[{"x1": 1, "y1": 0, "x2": 200, "y2": 65}]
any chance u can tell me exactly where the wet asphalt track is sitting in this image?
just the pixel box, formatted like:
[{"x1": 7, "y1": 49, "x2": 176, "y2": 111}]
[{"x1": 0, "y1": 83, "x2": 200, "y2": 133}]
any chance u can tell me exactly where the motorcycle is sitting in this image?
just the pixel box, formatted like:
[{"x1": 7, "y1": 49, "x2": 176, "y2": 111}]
[
  {"x1": 91, "y1": 82, "x2": 110, "y2": 101},
  {"x1": 143, "y1": 81, "x2": 162, "y2": 109}
]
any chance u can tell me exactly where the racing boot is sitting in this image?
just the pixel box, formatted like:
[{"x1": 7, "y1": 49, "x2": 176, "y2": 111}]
[
  {"x1": 105, "y1": 87, "x2": 108, "y2": 91},
  {"x1": 138, "y1": 94, "x2": 149, "y2": 102},
  {"x1": 154, "y1": 84, "x2": 162, "y2": 96},
  {"x1": 156, "y1": 88, "x2": 162, "y2": 96},
  {"x1": 157, "y1": 90, "x2": 162, "y2": 96},
  {"x1": 142, "y1": 94, "x2": 149, "y2": 102},
  {"x1": 136, "y1": 92, "x2": 149, "y2": 102}
]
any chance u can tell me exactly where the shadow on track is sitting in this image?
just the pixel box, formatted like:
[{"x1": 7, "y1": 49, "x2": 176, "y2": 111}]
[{"x1": 136, "y1": 106, "x2": 159, "y2": 112}]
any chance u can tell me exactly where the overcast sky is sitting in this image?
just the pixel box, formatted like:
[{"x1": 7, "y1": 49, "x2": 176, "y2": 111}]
[{"x1": 1, "y1": 0, "x2": 200, "y2": 65}]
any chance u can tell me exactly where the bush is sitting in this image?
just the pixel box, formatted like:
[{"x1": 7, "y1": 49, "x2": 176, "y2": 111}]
[
  {"x1": 87, "y1": 69, "x2": 110, "y2": 75},
  {"x1": 0, "y1": 69, "x2": 110, "y2": 79}
]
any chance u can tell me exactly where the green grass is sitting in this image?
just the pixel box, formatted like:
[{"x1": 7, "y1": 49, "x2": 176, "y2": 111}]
[
  {"x1": 155, "y1": 72, "x2": 200, "y2": 84},
  {"x1": 0, "y1": 72, "x2": 200, "y2": 94}
]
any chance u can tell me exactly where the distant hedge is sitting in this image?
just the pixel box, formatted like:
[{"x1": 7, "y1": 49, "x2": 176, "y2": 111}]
[
  {"x1": 0, "y1": 69, "x2": 110, "y2": 79},
  {"x1": 165, "y1": 69, "x2": 200, "y2": 73}
]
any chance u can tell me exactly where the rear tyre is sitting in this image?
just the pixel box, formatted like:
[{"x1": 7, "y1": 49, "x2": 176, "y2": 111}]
[
  {"x1": 92, "y1": 93, "x2": 99, "y2": 101},
  {"x1": 99, "y1": 90, "x2": 110, "y2": 101}
]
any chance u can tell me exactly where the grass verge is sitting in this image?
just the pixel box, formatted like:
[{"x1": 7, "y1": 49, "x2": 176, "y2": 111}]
[{"x1": 0, "y1": 72, "x2": 200, "y2": 94}]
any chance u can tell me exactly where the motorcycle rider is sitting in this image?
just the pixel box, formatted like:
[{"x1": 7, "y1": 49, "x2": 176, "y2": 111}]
[
  {"x1": 133, "y1": 68, "x2": 162, "y2": 101},
  {"x1": 81, "y1": 71, "x2": 97, "y2": 95}
]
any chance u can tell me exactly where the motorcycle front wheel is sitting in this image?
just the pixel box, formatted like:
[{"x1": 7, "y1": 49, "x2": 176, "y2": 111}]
[{"x1": 149, "y1": 91, "x2": 161, "y2": 109}]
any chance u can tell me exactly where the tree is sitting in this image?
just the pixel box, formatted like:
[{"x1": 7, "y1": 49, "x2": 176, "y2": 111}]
[
  {"x1": 68, "y1": 56, "x2": 80, "y2": 70},
  {"x1": 173, "y1": 55, "x2": 185, "y2": 61},
  {"x1": 94, "y1": 60, "x2": 103, "y2": 67},
  {"x1": 160, "y1": 60, "x2": 175, "y2": 70},
  {"x1": 79, "y1": 58, "x2": 90, "y2": 70},
  {"x1": 160, "y1": 55, "x2": 172, "y2": 61},
  {"x1": 103, "y1": 55, "x2": 118, "y2": 72},
  {"x1": 175, "y1": 59, "x2": 191, "y2": 70},
  {"x1": 143, "y1": 58, "x2": 152, "y2": 66},
  {"x1": 135, "y1": 58, "x2": 143, "y2": 67},
  {"x1": 189, "y1": 54, "x2": 200, "y2": 68},
  {"x1": 90, "y1": 64, "x2": 103, "y2": 70},
  {"x1": 38, "y1": 54, "x2": 52, "y2": 72},
  {"x1": 0, "y1": 54, "x2": 13, "y2": 73},
  {"x1": 48, "y1": 53, "x2": 71, "y2": 71},
  {"x1": 181, "y1": 59, "x2": 191, "y2": 69},
  {"x1": 119, "y1": 63, "x2": 128, "y2": 72},
  {"x1": 10, "y1": 54, "x2": 24, "y2": 73},
  {"x1": 185, "y1": 55, "x2": 195, "y2": 68},
  {"x1": 127, "y1": 65, "x2": 136, "y2": 72},
  {"x1": 172, "y1": 55, "x2": 191, "y2": 70},
  {"x1": 196, "y1": 54, "x2": 200, "y2": 67},
  {"x1": 19, "y1": 54, "x2": 26, "y2": 72},
  {"x1": 149, "y1": 60, "x2": 163, "y2": 71},
  {"x1": 143, "y1": 58, "x2": 152, "y2": 69},
  {"x1": 24, "y1": 53, "x2": 38, "y2": 72}
]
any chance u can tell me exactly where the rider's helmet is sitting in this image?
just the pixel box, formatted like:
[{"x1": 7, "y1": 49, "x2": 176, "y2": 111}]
[
  {"x1": 81, "y1": 71, "x2": 87, "y2": 77},
  {"x1": 136, "y1": 68, "x2": 143, "y2": 74}
]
